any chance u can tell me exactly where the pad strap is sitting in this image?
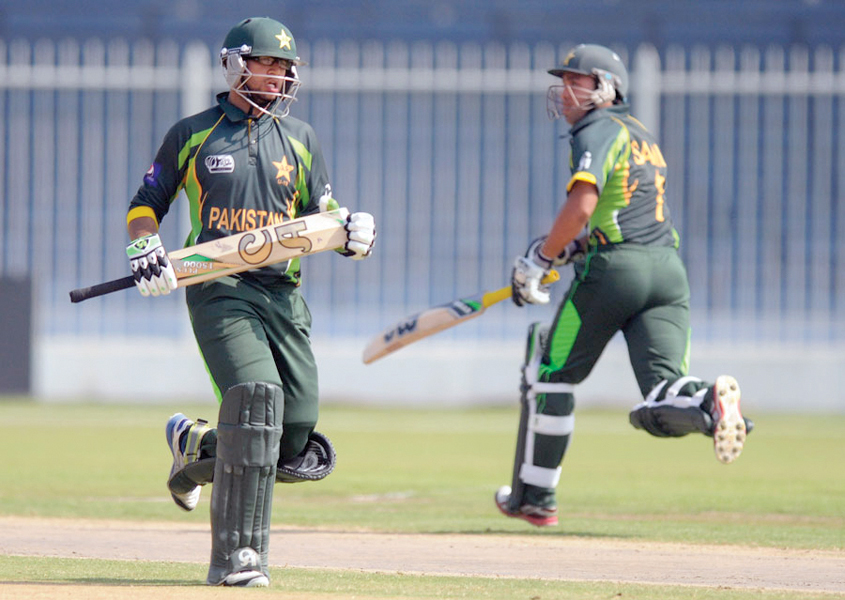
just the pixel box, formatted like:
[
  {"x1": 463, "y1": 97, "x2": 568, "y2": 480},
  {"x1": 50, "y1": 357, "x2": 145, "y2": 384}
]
[
  {"x1": 630, "y1": 377, "x2": 711, "y2": 437},
  {"x1": 184, "y1": 419, "x2": 210, "y2": 462},
  {"x1": 531, "y1": 413, "x2": 575, "y2": 436},
  {"x1": 519, "y1": 464, "x2": 562, "y2": 488}
]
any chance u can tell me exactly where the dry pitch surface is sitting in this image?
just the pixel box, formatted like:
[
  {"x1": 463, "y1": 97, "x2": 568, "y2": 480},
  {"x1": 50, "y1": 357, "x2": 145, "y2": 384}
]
[{"x1": 0, "y1": 516, "x2": 843, "y2": 598}]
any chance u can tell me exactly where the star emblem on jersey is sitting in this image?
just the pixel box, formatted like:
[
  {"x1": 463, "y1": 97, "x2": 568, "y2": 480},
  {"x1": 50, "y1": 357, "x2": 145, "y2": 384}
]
[
  {"x1": 273, "y1": 156, "x2": 295, "y2": 185},
  {"x1": 276, "y1": 29, "x2": 292, "y2": 50}
]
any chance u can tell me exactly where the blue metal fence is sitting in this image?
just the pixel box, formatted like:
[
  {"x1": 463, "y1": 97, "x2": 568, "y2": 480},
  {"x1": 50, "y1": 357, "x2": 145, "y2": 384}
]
[{"x1": 1, "y1": 38, "x2": 843, "y2": 345}]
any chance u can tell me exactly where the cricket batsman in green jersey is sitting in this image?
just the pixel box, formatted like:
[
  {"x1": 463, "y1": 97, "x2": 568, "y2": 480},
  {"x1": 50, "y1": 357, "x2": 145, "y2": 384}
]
[
  {"x1": 496, "y1": 44, "x2": 753, "y2": 527},
  {"x1": 124, "y1": 17, "x2": 376, "y2": 586}
]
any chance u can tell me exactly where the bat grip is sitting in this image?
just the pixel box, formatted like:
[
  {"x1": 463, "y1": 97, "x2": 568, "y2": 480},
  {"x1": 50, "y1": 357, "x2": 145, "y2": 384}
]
[{"x1": 69, "y1": 275, "x2": 135, "y2": 303}]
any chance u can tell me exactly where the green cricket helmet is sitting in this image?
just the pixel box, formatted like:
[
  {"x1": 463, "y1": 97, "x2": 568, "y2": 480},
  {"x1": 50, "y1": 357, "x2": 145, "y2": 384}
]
[
  {"x1": 546, "y1": 44, "x2": 628, "y2": 121},
  {"x1": 220, "y1": 17, "x2": 304, "y2": 118}
]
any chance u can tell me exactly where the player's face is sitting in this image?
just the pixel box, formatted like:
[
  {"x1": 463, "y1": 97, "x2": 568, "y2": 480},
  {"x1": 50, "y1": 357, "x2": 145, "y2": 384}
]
[
  {"x1": 559, "y1": 72, "x2": 598, "y2": 124},
  {"x1": 243, "y1": 57, "x2": 291, "y2": 103}
]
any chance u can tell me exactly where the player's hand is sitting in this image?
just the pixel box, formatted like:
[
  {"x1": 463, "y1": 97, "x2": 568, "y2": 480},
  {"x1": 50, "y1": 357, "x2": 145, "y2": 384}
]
[
  {"x1": 531, "y1": 235, "x2": 585, "y2": 266},
  {"x1": 126, "y1": 233, "x2": 178, "y2": 297},
  {"x1": 511, "y1": 237, "x2": 552, "y2": 306},
  {"x1": 341, "y1": 212, "x2": 376, "y2": 260},
  {"x1": 555, "y1": 238, "x2": 585, "y2": 265}
]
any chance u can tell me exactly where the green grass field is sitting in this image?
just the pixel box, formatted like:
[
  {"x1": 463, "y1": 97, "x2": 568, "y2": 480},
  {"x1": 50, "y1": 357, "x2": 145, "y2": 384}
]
[{"x1": 0, "y1": 400, "x2": 842, "y2": 599}]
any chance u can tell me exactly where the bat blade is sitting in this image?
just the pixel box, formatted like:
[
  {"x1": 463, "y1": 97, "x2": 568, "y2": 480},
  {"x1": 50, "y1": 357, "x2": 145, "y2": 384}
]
[
  {"x1": 362, "y1": 269, "x2": 560, "y2": 364},
  {"x1": 69, "y1": 208, "x2": 350, "y2": 303},
  {"x1": 362, "y1": 291, "x2": 491, "y2": 364}
]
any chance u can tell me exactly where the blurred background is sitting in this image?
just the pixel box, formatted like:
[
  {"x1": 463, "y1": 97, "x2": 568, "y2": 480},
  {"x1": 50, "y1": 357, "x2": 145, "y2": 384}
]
[{"x1": 0, "y1": 0, "x2": 843, "y2": 411}]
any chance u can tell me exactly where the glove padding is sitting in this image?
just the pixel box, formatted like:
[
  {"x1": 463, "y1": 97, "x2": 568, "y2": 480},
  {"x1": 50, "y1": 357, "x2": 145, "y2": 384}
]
[
  {"x1": 512, "y1": 237, "x2": 553, "y2": 306},
  {"x1": 340, "y1": 212, "x2": 376, "y2": 260},
  {"x1": 126, "y1": 233, "x2": 178, "y2": 297},
  {"x1": 276, "y1": 431, "x2": 336, "y2": 483},
  {"x1": 554, "y1": 237, "x2": 585, "y2": 266},
  {"x1": 530, "y1": 234, "x2": 585, "y2": 267}
]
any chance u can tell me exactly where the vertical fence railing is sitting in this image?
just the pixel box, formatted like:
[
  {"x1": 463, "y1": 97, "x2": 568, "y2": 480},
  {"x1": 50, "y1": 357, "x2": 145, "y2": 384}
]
[
  {"x1": 1, "y1": 39, "x2": 843, "y2": 344},
  {"x1": 634, "y1": 44, "x2": 845, "y2": 342}
]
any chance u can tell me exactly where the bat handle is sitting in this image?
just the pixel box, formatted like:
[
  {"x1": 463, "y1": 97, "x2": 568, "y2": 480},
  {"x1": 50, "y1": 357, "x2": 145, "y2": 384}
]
[
  {"x1": 69, "y1": 275, "x2": 135, "y2": 303},
  {"x1": 543, "y1": 269, "x2": 561, "y2": 284},
  {"x1": 483, "y1": 269, "x2": 562, "y2": 307}
]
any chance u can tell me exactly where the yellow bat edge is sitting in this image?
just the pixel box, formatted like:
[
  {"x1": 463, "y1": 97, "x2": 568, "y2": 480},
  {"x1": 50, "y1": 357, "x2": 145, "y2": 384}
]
[{"x1": 362, "y1": 269, "x2": 561, "y2": 364}]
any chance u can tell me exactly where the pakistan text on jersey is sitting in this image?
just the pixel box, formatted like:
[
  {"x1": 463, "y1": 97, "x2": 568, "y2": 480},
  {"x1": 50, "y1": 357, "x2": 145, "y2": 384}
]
[{"x1": 207, "y1": 207, "x2": 293, "y2": 231}]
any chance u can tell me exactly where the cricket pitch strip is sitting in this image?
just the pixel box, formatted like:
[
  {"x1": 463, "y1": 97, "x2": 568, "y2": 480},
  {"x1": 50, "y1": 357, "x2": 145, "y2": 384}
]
[{"x1": 0, "y1": 516, "x2": 843, "y2": 597}]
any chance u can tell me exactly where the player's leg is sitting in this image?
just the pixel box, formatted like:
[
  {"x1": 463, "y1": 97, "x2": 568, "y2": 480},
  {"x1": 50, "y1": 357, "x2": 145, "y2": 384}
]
[
  {"x1": 623, "y1": 250, "x2": 749, "y2": 463},
  {"x1": 623, "y1": 252, "x2": 712, "y2": 436},
  {"x1": 186, "y1": 277, "x2": 333, "y2": 470},
  {"x1": 165, "y1": 414, "x2": 216, "y2": 511},
  {"x1": 495, "y1": 322, "x2": 573, "y2": 526},
  {"x1": 168, "y1": 279, "x2": 285, "y2": 513},
  {"x1": 260, "y1": 285, "x2": 338, "y2": 482},
  {"x1": 262, "y1": 285, "x2": 320, "y2": 461},
  {"x1": 497, "y1": 259, "x2": 622, "y2": 525},
  {"x1": 206, "y1": 381, "x2": 283, "y2": 587},
  {"x1": 185, "y1": 278, "x2": 289, "y2": 585}
]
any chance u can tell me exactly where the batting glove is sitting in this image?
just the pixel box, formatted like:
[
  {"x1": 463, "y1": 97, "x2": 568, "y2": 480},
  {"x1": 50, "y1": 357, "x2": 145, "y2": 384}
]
[
  {"x1": 554, "y1": 238, "x2": 585, "y2": 265},
  {"x1": 511, "y1": 237, "x2": 553, "y2": 306},
  {"x1": 126, "y1": 233, "x2": 178, "y2": 297},
  {"x1": 340, "y1": 212, "x2": 376, "y2": 260},
  {"x1": 531, "y1": 235, "x2": 585, "y2": 266}
]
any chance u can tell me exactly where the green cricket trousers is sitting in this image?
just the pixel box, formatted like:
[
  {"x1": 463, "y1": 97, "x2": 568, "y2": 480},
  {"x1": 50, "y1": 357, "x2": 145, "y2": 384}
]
[
  {"x1": 186, "y1": 274, "x2": 318, "y2": 460},
  {"x1": 523, "y1": 243, "x2": 694, "y2": 500},
  {"x1": 543, "y1": 243, "x2": 692, "y2": 394}
]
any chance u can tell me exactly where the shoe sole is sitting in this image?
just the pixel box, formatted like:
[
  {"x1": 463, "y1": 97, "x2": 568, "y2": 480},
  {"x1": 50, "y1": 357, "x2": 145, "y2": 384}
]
[
  {"x1": 494, "y1": 486, "x2": 558, "y2": 527},
  {"x1": 166, "y1": 413, "x2": 201, "y2": 511},
  {"x1": 218, "y1": 571, "x2": 269, "y2": 587},
  {"x1": 713, "y1": 375, "x2": 746, "y2": 464}
]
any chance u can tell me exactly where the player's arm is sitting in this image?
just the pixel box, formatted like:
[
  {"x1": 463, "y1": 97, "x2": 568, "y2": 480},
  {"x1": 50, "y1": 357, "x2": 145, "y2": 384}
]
[
  {"x1": 540, "y1": 180, "x2": 597, "y2": 259},
  {"x1": 128, "y1": 213, "x2": 158, "y2": 240},
  {"x1": 124, "y1": 122, "x2": 193, "y2": 297},
  {"x1": 511, "y1": 180, "x2": 597, "y2": 306}
]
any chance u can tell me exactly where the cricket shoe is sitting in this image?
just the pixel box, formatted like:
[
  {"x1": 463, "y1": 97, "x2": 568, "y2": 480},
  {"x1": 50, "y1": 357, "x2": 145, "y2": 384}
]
[
  {"x1": 494, "y1": 486, "x2": 558, "y2": 527},
  {"x1": 165, "y1": 413, "x2": 211, "y2": 511},
  {"x1": 208, "y1": 547, "x2": 269, "y2": 587},
  {"x1": 710, "y1": 375, "x2": 747, "y2": 464},
  {"x1": 218, "y1": 571, "x2": 269, "y2": 588}
]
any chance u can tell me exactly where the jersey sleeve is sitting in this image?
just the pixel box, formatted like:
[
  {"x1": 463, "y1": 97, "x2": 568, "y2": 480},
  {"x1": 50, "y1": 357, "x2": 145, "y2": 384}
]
[
  {"x1": 127, "y1": 121, "x2": 191, "y2": 227},
  {"x1": 288, "y1": 122, "x2": 331, "y2": 217},
  {"x1": 567, "y1": 119, "x2": 628, "y2": 196}
]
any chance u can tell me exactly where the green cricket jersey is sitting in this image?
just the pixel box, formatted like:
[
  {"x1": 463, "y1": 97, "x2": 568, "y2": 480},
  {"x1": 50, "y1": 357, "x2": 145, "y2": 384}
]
[
  {"x1": 567, "y1": 104, "x2": 678, "y2": 249},
  {"x1": 128, "y1": 92, "x2": 331, "y2": 285}
]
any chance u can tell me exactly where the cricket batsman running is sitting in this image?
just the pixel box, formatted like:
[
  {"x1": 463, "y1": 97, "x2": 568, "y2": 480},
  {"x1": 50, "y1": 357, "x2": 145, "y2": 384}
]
[
  {"x1": 125, "y1": 17, "x2": 375, "y2": 586},
  {"x1": 496, "y1": 43, "x2": 753, "y2": 527}
]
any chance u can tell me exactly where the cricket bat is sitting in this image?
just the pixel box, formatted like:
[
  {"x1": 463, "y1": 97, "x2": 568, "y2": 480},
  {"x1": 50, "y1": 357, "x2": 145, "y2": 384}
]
[
  {"x1": 69, "y1": 208, "x2": 350, "y2": 303},
  {"x1": 361, "y1": 269, "x2": 561, "y2": 364}
]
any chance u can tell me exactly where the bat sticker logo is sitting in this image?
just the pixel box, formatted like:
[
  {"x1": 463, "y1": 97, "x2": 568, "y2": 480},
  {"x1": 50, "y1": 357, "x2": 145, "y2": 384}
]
[
  {"x1": 238, "y1": 230, "x2": 274, "y2": 264},
  {"x1": 384, "y1": 319, "x2": 418, "y2": 342},
  {"x1": 448, "y1": 301, "x2": 477, "y2": 317},
  {"x1": 237, "y1": 221, "x2": 312, "y2": 264}
]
